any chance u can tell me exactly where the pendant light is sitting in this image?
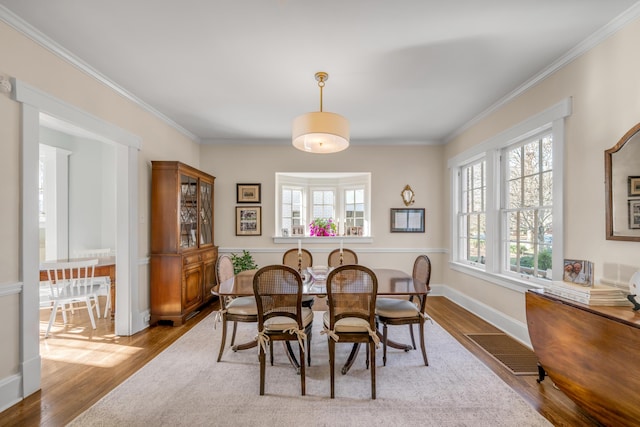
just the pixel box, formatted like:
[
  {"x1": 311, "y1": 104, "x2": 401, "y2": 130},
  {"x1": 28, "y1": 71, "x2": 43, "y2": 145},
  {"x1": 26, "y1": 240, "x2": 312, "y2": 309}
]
[{"x1": 292, "y1": 71, "x2": 350, "y2": 153}]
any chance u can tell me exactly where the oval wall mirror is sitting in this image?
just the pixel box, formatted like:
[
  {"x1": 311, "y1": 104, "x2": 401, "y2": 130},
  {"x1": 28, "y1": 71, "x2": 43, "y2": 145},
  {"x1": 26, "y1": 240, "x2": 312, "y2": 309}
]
[
  {"x1": 401, "y1": 185, "x2": 415, "y2": 206},
  {"x1": 605, "y1": 122, "x2": 640, "y2": 241}
]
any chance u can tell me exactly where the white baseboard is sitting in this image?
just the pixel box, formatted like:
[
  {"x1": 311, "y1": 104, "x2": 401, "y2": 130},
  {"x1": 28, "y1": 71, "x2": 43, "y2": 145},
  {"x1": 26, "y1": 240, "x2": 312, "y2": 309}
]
[
  {"x1": 429, "y1": 283, "x2": 532, "y2": 348},
  {"x1": 0, "y1": 373, "x2": 22, "y2": 413}
]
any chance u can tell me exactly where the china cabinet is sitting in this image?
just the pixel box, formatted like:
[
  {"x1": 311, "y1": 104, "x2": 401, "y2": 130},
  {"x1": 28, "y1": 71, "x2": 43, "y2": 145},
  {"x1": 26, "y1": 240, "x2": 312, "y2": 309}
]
[{"x1": 150, "y1": 161, "x2": 217, "y2": 325}]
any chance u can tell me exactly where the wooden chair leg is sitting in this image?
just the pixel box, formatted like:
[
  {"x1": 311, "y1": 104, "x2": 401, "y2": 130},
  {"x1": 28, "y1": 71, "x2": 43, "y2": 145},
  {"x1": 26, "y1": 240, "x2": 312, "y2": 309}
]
[
  {"x1": 259, "y1": 348, "x2": 266, "y2": 395},
  {"x1": 307, "y1": 327, "x2": 312, "y2": 367},
  {"x1": 370, "y1": 340, "x2": 376, "y2": 400},
  {"x1": 419, "y1": 321, "x2": 429, "y2": 366},
  {"x1": 329, "y1": 339, "x2": 335, "y2": 398},
  {"x1": 409, "y1": 323, "x2": 417, "y2": 349},
  {"x1": 366, "y1": 343, "x2": 370, "y2": 369},
  {"x1": 217, "y1": 318, "x2": 227, "y2": 362},
  {"x1": 270, "y1": 340, "x2": 274, "y2": 366},
  {"x1": 230, "y1": 321, "x2": 238, "y2": 346},
  {"x1": 383, "y1": 323, "x2": 388, "y2": 366},
  {"x1": 299, "y1": 342, "x2": 306, "y2": 396}
]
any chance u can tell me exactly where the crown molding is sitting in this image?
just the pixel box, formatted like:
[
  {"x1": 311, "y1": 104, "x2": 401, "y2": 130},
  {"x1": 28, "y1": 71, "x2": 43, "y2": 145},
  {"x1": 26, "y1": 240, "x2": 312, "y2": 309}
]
[
  {"x1": 0, "y1": 5, "x2": 200, "y2": 143},
  {"x1": 445, "y1": 2, "x2": 640, "y2": 143}
]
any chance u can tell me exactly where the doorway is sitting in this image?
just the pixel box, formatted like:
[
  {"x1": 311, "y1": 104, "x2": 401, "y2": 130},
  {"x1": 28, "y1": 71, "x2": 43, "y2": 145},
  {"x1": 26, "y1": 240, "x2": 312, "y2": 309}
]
[{"x1": 14, "y1": 79, "x2": 141, "y2": 397}]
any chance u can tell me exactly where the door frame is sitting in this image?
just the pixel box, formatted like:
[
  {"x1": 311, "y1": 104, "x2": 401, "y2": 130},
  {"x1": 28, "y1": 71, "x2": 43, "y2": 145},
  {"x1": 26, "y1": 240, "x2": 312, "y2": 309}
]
[{"x1": 13, "y1": 79, "x2": 141, "y2": 397}]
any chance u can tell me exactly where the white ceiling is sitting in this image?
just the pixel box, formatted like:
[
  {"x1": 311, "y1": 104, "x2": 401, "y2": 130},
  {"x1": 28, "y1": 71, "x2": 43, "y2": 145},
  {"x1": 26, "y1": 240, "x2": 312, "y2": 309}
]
[{"x1": 1, "y1": 0, "x2": 639, "y2": 146}]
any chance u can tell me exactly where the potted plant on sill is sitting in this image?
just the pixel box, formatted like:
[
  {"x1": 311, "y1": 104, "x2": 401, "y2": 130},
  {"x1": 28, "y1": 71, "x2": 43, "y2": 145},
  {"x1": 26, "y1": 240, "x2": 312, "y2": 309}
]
[{"x1": 309, "y1": 217, "x2": 337, "y2": 236}]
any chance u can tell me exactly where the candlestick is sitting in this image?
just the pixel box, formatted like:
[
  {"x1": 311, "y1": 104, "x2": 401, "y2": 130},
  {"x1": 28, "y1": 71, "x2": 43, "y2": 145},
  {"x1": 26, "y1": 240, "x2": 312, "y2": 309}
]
[
  {"x1": 340, "y1": 239, "x2": 343, "y2": 254},
  {"x1": 298, "y1": 239, "x2": 302, "y2": 254}
]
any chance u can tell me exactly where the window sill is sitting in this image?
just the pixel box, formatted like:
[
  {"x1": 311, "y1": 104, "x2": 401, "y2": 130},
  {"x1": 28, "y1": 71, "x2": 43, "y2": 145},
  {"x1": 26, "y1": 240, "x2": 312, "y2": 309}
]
[
  {"x1": 449, "y1": 261, "x2": 546, "y2": 293},
  {"x1": 273, "y1": 236, "x2": 373, "y2": 244}
]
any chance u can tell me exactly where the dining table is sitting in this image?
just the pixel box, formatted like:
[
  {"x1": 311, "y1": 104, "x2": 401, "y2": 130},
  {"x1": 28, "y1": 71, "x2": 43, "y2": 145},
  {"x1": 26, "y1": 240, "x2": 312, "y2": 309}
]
[{"x1": 215, "y1": 267, "x2": 429, "y2": 373}]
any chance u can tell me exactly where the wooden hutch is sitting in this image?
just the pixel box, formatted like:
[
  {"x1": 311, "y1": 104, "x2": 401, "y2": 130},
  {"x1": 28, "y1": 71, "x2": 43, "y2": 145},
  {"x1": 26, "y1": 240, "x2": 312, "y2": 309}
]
[{"x1": 150, "y1": 161, "x2": 218, "y2": 325}]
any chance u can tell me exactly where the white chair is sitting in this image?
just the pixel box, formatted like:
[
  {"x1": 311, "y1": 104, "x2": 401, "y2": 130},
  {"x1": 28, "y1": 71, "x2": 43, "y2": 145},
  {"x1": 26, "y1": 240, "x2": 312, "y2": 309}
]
[
  {"x1": 40, "y1": 259, "x2": 100, "y2": 338},
  {"x1": 74, "y1": 248, "x2": 112, "y2": 317}
]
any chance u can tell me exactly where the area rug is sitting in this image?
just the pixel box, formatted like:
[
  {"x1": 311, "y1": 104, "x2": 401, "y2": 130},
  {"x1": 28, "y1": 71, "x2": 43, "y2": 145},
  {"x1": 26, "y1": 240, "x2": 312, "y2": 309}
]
[{"x1": 70, "y1": 312, "x2": 551, "y2": 426}]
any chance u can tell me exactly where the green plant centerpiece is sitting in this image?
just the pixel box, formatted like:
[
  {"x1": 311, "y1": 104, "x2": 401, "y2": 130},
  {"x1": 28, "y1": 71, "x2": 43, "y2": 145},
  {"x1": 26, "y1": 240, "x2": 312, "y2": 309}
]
[{"x1": 231, "y1": 250, "x2": 258, "y2": 275}]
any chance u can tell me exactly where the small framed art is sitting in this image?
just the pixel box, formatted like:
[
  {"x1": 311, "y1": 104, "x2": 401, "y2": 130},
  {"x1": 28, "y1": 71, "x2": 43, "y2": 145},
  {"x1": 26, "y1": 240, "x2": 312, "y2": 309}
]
[
  {"x1": 236, "y1": 206, "x2": 262, "y2": 236},
  {"x1": 237, "y1": 183, "x2": 261, "y2": 203},
  {"x1": 629, "y1": 176, "x2": 640, "y2": 197},
  {"x1": 629, "y1": 200, "x2": 640, "y2": 229},
  {"x1": 390, "y1": 208, "x2": 425, "y2": 233},
  {"x1": 291, "y1": 225, "x2": 305, "y2": 236}
]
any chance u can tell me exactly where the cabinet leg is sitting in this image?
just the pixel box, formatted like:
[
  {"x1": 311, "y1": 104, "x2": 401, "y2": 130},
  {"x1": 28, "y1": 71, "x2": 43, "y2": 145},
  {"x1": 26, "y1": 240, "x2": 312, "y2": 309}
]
[{"x1": 536, "y1": 362, "x2": 546, "y2": 383}]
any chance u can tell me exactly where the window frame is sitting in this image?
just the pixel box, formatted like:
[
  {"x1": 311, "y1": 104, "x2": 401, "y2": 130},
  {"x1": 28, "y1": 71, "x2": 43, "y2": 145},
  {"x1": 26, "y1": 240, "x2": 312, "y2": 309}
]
[
  {"x1": 458, "y1": 156, "x2": 487, "y2": 268},
  {"x1": 449, "y1": 99, "x2": 569, "y2": 291},
  {"x1": 275, "y1": 172, "x2": 371, "y2": 239}
]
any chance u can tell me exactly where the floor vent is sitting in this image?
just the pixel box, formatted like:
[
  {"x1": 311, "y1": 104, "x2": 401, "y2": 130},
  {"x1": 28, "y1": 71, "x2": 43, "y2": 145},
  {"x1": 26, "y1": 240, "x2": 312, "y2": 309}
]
[{"x1": 465, "y1": 333, "x2": 539, "y2": 376}]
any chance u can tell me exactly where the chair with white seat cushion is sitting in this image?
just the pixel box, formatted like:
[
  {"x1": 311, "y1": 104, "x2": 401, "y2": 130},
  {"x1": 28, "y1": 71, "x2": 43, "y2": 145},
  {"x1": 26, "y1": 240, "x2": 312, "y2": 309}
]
[
  {"x1": 74, "y1": 248, "x2": 112, "y2": 318},
  {"x1": 40, "y1": 259, "x2": 100, "y2": 338},
  {"x1": 376, "y1": 254, "x2": 431, "y2": 366},
  {"x1": 253, "y1": 265, "x2": 313, "y2": 396},
  {"x1": 213, "y1": 254, "x2": 258, "y2": 362},
  {"x1": 324, "y1": 264, "x2": 378, "y2": 399}
]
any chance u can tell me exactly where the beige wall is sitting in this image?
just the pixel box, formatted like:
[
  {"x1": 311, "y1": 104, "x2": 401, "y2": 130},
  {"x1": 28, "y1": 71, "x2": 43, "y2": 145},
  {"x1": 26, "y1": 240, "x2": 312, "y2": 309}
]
[
  {"x1": 199, "y1": 144, "x2": 446, "y2": 275},
  {"x1": 443, "y1": 17, "x2": 640, "y2": 323}
]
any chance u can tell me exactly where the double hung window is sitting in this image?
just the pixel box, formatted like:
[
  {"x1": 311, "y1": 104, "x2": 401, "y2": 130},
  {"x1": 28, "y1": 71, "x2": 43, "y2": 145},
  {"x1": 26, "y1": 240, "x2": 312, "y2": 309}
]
[{"x1": 450, "y1": 99, "x2": 569, "y2": 287}]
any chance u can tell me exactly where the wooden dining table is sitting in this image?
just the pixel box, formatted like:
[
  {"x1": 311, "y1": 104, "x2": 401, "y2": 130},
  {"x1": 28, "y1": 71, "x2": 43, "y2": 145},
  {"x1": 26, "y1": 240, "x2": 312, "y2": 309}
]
[
  {"x1": 215, "y1": 267, "x2": 429, "y2": 373},
  {"x1": 39, "y1": 256, "x2": 116, "y2": 318}
]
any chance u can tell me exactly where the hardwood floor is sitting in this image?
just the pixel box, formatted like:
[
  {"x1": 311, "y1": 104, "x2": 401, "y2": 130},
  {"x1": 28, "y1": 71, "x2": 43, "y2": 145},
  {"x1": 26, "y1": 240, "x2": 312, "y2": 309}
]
[{"x1": 0, "y1": 296, "x2": 602, "y2": 426}]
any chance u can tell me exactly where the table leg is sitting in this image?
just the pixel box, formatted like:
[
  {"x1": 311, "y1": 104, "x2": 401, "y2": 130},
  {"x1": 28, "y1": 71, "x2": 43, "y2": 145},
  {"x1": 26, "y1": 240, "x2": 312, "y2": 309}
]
[
  {"x1": 341, "y1": 343, "x2": 361, "y2": 375},
  {"x1": 284, "y1": 342, "x2": 301, "y2": 374},
  {"x1": 379, "y1": 330, "x2": 413, "y2": 351},
  {"x1": 232, "y1": 340, "x2": 257, "y2": 352}
]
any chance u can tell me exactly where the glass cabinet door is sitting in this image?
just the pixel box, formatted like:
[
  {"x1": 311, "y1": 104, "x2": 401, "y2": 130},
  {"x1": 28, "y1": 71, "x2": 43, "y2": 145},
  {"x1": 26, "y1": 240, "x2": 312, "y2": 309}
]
[
  {"x1": 199, "y1": 180, "x2": 213, "y2": 245},
  {"x1": 179, "y1": 174, "x2": 198, "y2": 249}
]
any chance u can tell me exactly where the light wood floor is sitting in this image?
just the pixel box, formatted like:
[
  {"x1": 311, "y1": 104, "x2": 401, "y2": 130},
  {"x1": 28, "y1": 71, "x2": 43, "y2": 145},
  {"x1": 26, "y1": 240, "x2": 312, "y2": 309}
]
[{"x1": 0, "y1": 296, "x2": 602, "y2": 426}]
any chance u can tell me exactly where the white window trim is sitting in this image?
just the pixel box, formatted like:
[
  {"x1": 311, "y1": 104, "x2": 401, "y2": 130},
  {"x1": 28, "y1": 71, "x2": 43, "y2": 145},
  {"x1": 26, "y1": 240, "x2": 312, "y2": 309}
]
[
  {"x1": 449, "y1": 98, "x2": 570, "y2": 291},
  {"x1": 275, "y1": 172, "x2": 371, "y2": 242}
]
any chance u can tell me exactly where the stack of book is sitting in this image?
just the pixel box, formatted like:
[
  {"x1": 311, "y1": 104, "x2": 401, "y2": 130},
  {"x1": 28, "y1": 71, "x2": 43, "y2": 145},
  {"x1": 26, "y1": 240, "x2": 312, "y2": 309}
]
[{"x1": 544, "y1": 281, "x2": 631, "y2": 306}]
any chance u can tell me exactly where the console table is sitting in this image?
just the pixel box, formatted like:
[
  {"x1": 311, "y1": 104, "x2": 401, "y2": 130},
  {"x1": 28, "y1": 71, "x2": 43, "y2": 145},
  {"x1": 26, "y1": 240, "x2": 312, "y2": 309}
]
[{"x1": 526, "y1": 289, "x2": 640, "y2": 426}]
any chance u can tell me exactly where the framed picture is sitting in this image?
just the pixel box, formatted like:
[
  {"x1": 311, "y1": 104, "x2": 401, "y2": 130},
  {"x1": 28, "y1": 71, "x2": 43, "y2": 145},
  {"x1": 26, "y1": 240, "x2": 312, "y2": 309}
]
[
  {"x1": 390, "y1": 208, "x2": 425, "y2": 233},
  {"x1": 629, "y1": 176, "x2": 640, "y2": 196},
  {"x1": 347, "y1": 226, "x2": 363, "y2": 236},
  {"x1": 629, "y1": 200, "x2": 640, "y2": 229},
  {"x1": 236, "y1": 206, "x2": 261, "y2": 236},
  {"x1": 562, "y1": 259, "x2": 594, "y2": 286},
  {"x1": 291, "y1": 225, "x2": 305, "y2": 236},
  {"x1": 236, "y1": 183, "x2": 261, "y2": 204}
]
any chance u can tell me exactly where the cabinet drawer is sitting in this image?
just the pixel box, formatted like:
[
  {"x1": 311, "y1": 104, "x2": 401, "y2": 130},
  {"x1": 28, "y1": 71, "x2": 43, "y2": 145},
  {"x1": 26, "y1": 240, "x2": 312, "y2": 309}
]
[
  {"x1": 183, "y1": 253, "x2": 201, "y2": 265},
  {"x1": 201, "y1": 250, "x2": 216, "y2": 262}
]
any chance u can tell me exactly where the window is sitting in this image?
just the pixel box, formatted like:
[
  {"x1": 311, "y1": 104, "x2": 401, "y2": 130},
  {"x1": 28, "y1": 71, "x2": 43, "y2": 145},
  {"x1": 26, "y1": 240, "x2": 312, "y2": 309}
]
[
  {"x1": 503, "y1": 133, "x2": 553, "y2": 280},
  {"x1": 450, "y1": 99, "x2": 569, "y2": 287},
  {"x1": 459, "y1": 159, "x2": 486, "y2": 266},
  {"x1": 344, "y1": 188, "x2": 365, "y2": 229},
  {"x1": 312, "y1": 189, "x2": 335, "y2": 219},
  {"x1": 276, "y1": 173, "x2": 370, "y2": 237},
  {"x1": 281, "y1": 186, "x2": 303, "y2": 232}
]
